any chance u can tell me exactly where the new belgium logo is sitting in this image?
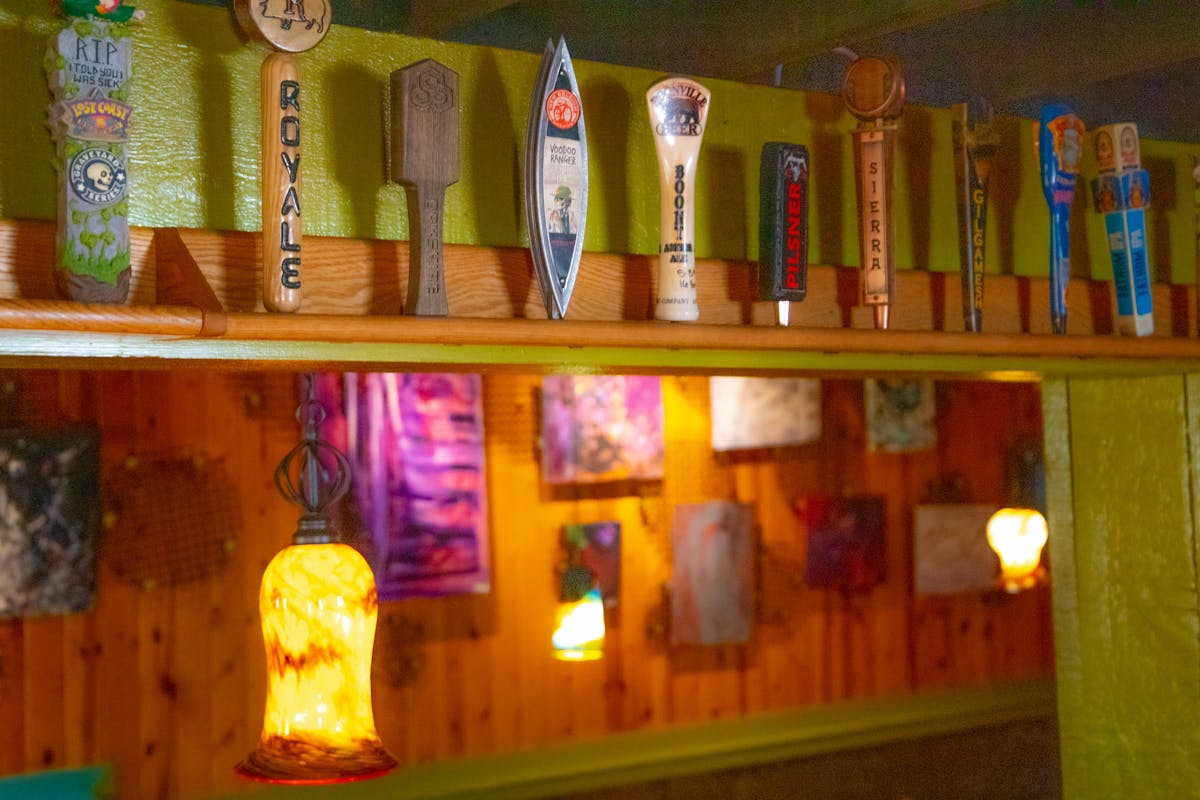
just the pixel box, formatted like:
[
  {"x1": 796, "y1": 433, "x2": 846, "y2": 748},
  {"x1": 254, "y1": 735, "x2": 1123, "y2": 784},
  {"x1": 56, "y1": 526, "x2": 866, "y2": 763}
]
[
  {"x1": 69, "y1": 148, "x2": 127, "y2": 207},
  {"x1": 545, "y1": 89, "x2": 581, "y2": 130}
]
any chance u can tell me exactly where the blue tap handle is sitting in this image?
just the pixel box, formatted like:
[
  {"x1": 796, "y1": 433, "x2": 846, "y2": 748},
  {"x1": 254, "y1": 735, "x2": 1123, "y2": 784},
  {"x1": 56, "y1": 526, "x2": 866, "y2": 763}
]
[
  {"x1": 1037, "y1": 103, "x2": 1084, "y2": 335},
  {"x1": 1049, "y1": 206, "x2": 1071, "y2": 334}
]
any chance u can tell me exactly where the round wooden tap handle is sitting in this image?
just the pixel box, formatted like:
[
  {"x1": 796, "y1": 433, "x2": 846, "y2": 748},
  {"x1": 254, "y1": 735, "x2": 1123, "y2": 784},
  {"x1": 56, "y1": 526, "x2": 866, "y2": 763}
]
[{"x1": 234, "y1": 0, "x2": 331, "y2": 313}]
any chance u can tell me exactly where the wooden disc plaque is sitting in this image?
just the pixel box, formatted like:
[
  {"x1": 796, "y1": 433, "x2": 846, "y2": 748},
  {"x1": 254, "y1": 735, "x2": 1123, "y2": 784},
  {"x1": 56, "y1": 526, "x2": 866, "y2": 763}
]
[
  {"x1": 234, "y1": 0, "x2": 331, "y2": 53},
  {"x1": 842, "y1": 56, "x2": 905, "y2": 122}
]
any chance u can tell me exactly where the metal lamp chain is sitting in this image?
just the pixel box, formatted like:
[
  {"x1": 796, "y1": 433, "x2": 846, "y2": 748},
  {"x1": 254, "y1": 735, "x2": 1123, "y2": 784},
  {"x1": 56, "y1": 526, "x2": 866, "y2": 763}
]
[{"x1": 274, "y1": 374, "x2": 352, "y2": 543}]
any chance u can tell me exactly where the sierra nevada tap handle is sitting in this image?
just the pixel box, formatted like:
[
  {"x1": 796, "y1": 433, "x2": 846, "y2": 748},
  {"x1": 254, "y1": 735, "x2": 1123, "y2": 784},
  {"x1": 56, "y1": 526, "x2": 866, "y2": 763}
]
[{"x1": 843, "y1": 56, "x2": 905, "y2": 330}]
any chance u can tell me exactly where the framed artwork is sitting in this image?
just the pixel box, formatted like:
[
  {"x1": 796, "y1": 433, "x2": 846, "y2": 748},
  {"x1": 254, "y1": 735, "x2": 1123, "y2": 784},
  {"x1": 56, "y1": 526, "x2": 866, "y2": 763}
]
[
  {"x1": 709, "y1": 376, "x2": 821, "y2": 451},
  {"x1": 864, "y1": 378, "x2": 936, "y2": 452},
  {"x1": 802, "y1": 494, "x2": 886, "y2": 590},
  {"x1": 913, "y1": 504, "x2": 1000, "y2": 595},
  {"x1": 561, "y1": 520, "x2": 621, "y2": 608},
  {"x1": 670, "y1": 501, "x2": 755, "y2": 645},
  {"x1": 541, "y1": 375, "x2": 664, "y2": 484},
  {"x1": 0, "y1": 430, "x2": 99, "y2": 619},
  {"x1": 317, "y1": 373, "x2": 490, "y2": 600}
]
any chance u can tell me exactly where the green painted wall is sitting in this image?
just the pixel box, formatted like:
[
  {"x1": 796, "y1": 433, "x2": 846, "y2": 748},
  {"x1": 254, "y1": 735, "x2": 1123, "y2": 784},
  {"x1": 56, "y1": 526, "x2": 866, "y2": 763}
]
[
  {"x1": 1044, "y1": 376, "x2": 1200, "y2": 798},
  {"x1": 2, "y1": 0, "x2": 1197, "y2": 282}
]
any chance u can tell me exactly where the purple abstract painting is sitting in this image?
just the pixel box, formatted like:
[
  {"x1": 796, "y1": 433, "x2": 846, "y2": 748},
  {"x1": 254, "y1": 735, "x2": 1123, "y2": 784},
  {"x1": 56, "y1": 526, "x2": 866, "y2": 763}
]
[
  {"x1": 541, "y1": 375, "x2": 664, "y2": 484},
  {"x1": 802, "y1": 495, "x2": 886, "y2": 590},
  {"x1": 670, "y1": 501, "x2": 755, "y2": 645},
  {"x1": 317, "y1": 373, "x2": 490, "y2": 599}
]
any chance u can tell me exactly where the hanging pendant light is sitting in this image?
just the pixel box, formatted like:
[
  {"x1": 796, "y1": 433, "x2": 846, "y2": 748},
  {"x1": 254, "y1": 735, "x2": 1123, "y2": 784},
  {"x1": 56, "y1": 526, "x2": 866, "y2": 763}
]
[{"x1": 237, "y1": 375, "x2": 397, "y2": 784}]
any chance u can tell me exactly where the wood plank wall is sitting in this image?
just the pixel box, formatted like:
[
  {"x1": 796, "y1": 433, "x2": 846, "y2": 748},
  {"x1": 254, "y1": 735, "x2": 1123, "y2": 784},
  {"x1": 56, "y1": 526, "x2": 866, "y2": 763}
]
[{"x1": 0, "y1": 369, "x2": 1053, "y2": 798}]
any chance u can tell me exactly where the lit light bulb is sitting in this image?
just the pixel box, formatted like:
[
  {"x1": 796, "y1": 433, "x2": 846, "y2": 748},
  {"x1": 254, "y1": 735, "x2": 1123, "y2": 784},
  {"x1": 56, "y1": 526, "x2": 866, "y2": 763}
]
[
  {"x1": 986, "y1": 507, "x2": 1048, "y2": 593},
  {"x1": 553, "y1": 588, "x2": 605, "y2": 661}
]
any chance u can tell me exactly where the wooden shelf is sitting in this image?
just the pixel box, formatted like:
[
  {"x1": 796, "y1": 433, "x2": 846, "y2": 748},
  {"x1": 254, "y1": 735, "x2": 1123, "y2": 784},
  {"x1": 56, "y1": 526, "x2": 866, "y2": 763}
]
[{"x1": 0, "y1": 220, "x2": 1197, "y2": 377}]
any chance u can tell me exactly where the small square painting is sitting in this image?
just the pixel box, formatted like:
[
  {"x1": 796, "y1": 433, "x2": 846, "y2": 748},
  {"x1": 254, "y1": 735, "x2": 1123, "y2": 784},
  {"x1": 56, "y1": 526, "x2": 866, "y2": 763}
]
[
  {"x1": 864, "y1": 379, "x2": 936, "y2": 452},
  {"x1": 802, "y1": 495, "x2": 886, "y2": 590},
  {"x1": 542, "y1": 375, "x2": 664, "y2": 484},
  {"x1": 709, "y1": 376, "x2": 821, "y2": 451},
  {"x1": 913, "y1": 504, "x2": 999, "y2": 595},
  {"x1": 562, "y1": 520, "x2": 621, "y2": 608}
]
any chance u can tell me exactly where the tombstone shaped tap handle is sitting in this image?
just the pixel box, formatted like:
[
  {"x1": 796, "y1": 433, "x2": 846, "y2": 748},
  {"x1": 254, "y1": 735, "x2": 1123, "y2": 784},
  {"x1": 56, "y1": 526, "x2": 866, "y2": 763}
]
[{"x1": 391, "y1": 59, "x2": 460, "y2": 317}]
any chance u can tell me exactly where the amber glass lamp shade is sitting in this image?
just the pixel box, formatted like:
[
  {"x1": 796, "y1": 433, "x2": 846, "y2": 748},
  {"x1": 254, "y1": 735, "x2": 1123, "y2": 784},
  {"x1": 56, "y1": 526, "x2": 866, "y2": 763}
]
[
  {"x1": 236, "y1": 542, "x2": 397, "y2": 783},
  {"x1": 986, "y1": 507, "x2": 1049, "y2": 593},
  {"x1": 553, "y1": 588, "x2": 605, "y2": 661}
]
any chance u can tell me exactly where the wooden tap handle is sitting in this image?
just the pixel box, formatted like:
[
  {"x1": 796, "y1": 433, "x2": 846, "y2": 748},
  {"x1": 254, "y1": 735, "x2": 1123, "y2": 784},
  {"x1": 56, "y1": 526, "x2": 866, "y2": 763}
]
[
  {"x1": 391, "y1": 59, "x2": 460, "y2": 317},
  {"x1": 261, "y1": 52, "x2": 302, "y2": 313},
  {"x1": 404, "y1": 184, "x2": 449, "y2": 316},
  {"x1": 234, "y1": 0, "x2": 330, "y2": 314}
]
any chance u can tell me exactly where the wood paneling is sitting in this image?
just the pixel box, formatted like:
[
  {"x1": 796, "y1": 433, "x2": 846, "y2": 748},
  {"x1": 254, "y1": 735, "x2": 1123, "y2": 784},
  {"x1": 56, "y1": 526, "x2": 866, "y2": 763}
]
[{"x1": 0, "y1": 369, "x2": 1052, "y2": 798}]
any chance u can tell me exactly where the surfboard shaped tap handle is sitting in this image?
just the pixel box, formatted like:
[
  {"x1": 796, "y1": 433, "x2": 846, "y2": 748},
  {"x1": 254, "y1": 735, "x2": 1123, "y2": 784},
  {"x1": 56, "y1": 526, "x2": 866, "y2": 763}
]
[{"x1": 524, "y1": 37, "x2": 588, "y2": 320}]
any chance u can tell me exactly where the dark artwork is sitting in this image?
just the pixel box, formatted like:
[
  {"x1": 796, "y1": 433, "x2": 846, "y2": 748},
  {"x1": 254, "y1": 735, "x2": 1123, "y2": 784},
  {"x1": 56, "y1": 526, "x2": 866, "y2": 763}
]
[
  {"x1": 562, "y1": 521, "x2": 621, "y2": 608},
  {"x1": 802, "y1": 495, "x2": 887, "y2": 591},
  {"x1": 0, "y1": 430, "x2": 99, "y2": 618},
  {"x1": 316, "y1": 373, "x2": 490, "y2": 600}
]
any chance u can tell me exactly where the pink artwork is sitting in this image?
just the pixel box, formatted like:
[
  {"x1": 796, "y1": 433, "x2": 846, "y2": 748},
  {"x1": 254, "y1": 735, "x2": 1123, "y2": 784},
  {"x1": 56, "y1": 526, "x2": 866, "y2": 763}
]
[
  {"x1": 541, "y1": 375, "x2": 664, "y2": 484},
  {"x1": 670, "y1": 501, "x2": 755, "y2": 645},
  {"x1": 316, "y1": 373, "x2": 490, "y2": 600}
]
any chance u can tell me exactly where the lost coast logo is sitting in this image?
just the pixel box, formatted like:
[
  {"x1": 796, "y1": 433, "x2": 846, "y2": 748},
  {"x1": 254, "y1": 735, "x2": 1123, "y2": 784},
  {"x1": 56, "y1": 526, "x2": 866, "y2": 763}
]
[{"x1": 69, "y1": 148, "x2": 126, "y2": 206}]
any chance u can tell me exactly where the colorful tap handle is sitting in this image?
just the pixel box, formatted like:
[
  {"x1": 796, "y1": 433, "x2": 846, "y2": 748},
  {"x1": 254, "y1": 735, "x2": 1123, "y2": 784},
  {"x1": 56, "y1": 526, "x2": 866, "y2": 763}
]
[
  {"x1": 1091, "y1": 123, "x2": 1153, "y2": 336},
  {"x1": 525, "y1": 37, "x2": 588, "y2": 320},
  {"x1": 47, "y1": 0, "x2": 141, "y2": 303},
  {"x1": 1036, "y1": 104, "x2": 1085, "y2": 335}
]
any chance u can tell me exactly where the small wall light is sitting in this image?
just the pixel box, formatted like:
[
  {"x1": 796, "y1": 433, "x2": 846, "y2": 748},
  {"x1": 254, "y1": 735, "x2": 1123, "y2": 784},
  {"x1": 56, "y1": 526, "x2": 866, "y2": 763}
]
[
  {"x1": 552, "y1": 565, "x2": 604, "y2": 661},
  {"x1": 237, "y1": 376, "x2": 396, "y2": 784},
  {"x1": 986, "y1": 506, "x2": 1048, "y2": 593},
  {"x1": 987, "y1": 440, "x2": 1049, "y2": 593}
]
